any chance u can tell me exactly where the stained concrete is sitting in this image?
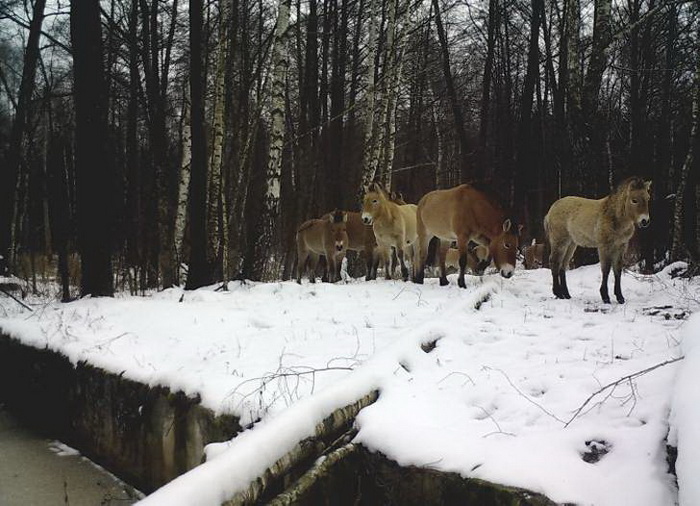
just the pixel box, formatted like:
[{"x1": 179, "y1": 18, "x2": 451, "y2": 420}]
[{"x1": 0, "y1": 407, "x2": 143, "y2": 506}]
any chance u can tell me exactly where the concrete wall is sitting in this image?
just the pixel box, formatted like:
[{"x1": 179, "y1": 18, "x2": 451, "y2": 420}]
[{"x1": 0, "y1": 334, "x2": 240, "y2": 494}]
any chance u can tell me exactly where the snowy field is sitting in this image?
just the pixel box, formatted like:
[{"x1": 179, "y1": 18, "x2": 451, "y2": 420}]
[{"x1": 1, "y1": 264, "x2": 699, "y2": 505}]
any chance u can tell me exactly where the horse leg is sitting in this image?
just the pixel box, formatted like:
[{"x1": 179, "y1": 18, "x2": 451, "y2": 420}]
[
  {"x1": 308, "y1": 253, "x2": 320, "y2": 283},
  {"x1": 456, "y1": 235, "x2": 469, "y2": 289},
  {"x1": 598, "y1": 248, "x2": 612, "y2": 304},
  {"x1": 613, "y1": 247, "x2": 626, "y2": 304},
  {"x1": 549, "y1": 239, "x2": 567, "y2": 299},
  {"x1": 413, "y1": 213, "x2": 428, "y2": 284},
  {"x1": 296, "y1": 251, "x2": 308, "y2": 284},
  {"x1": 326, "y1": 254, "x2": 336, "y2": 283},
  {"x1": 438, "y1": 240, "x2": 450, "y2": 286},
  {"x1": 396, "y1": 245, "x2": 409, "y2": 282},
  {"x1": 559, "y1": 243, "x2": 576, "y2": 299},
  {"x1": 365, "y1": 248, "x2": 374, "y2": 281}
]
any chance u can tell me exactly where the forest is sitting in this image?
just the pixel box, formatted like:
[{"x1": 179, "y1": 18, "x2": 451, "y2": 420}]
[{"x1": 0, "y1": 0, "x2": 698, "y2": 297}]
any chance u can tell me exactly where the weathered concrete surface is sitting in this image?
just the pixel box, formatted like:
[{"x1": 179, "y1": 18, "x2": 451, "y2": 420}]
[
  {"x1": 0, "y1": 407, "x2": 142, "y2": 505},
  {"x1": 267, "y1": 445, "x2": 558, "y2": 506},
  {"x1": 0, "y1": 334, "x2": 240, "y2": 494}
]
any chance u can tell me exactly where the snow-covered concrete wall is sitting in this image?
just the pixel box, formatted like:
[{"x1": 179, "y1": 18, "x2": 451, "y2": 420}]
[{"x1": 0, "y1": 334, "x2": 240, "y2": 493}]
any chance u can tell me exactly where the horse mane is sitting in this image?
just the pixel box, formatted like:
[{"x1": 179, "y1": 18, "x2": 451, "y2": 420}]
[
  {"x1": 613, "y1": 176, "x2": 646, "y2": 196},
  {"x1": 297, "y1": 219, "x2": 317, "y2": 233},
  {"x1": 464, "y1": 180, "x2": 523, "y2": 235}
]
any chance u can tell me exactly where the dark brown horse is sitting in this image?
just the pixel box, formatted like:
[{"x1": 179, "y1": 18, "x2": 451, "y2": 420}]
[
  {"x1": 296, "y1": 210, "x2": 348, "y2": 283},
  {"x1": 413, "y1": 184, "x2": 522, "y2": 287},
  {"x1": 544, "y1": 177, "x2": 651, "y2": 303}
]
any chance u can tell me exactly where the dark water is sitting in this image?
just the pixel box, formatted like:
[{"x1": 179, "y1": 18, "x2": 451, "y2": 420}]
[{"x1": 0, "y1": 408, "x2": 143, "y2": 506}]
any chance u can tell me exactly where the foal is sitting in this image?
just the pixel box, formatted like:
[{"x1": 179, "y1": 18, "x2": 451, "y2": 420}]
[
  {"x1": 544, "y1": 177, "x2": 651, "y2": 303},
  {"x1": 296, "y1": 210, "x2": 348, "y2": 283}
]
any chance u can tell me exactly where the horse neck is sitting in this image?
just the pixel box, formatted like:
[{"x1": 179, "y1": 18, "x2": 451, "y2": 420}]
[
  {"x1": 603, "y1": 192, "x2": 630, "y2": 228},
  {"x1": 375, "y1": 196, "x2": 394, "y2": 222}
]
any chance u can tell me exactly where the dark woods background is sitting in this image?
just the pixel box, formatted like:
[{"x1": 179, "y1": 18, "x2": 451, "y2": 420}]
[{"x1": 0, "y1": 0, "x2": 698, "y2": 297}]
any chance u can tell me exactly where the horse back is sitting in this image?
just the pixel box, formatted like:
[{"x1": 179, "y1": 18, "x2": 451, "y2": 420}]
[
  {"x1": 419, "y1": 184, "x2": 505, "y2": 240},
  {"x1": 296, "y1": 218, "x2": 329, "y2": 253},
  {"x1": 546, "y1": 196, "x2": 605, "y2": 248}
]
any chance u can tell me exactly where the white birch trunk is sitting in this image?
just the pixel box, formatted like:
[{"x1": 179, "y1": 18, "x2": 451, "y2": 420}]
[
  {"x1": 175, "y1": 92, "x2": 192, "y2": 280},
  {"x1": 256, "y1": 0, "x2": 291, "y2": 278},
  {"x1": 360, "y1": 0, "x2": 378, "y2": 188},
  {"x1": 208, "y1": 3, "x2": 229, "y2": 277}
]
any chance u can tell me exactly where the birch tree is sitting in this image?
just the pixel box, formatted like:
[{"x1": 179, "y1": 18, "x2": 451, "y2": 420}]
[{"x1": 251, "y1": 0, "x2": 292, "y2": 279}]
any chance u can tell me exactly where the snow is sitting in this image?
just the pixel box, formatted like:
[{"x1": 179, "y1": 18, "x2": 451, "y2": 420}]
[
  {"x1": 1, "y1": 263, "x2": 698, "y2": 505},
  {"x1": 669, "y1": 311, "x2": 700, "y2": 506}
]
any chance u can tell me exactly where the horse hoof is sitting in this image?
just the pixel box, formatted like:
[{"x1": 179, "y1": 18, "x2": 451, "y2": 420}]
[
  {"x1": 458, "y1": 278, "x2": 466, "y2": 289},
  {"x1": 617, "y1": 296, "x2": 625, "y2": 304},
  {"x1": 602, "y1": 297, "x2": 611, "y2": 304},
  {"x1": 439, "y1": 277, "x2": 449, "y2": 286}
]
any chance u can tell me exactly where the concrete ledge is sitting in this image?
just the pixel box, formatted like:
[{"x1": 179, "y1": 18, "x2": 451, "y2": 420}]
[{"x1": 0, "y1": 334, "x2": 240, "y2": 493}]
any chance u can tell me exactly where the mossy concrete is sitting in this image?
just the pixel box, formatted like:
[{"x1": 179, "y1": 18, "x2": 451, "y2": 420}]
[{"x1": 0, "y1": 333, "x2": 240, "y2": 493}]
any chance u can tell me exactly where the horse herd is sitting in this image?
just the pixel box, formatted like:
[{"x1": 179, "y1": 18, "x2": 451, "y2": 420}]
[{"x1": 295, "y1": 177, "x2": 652, "y2": 304}]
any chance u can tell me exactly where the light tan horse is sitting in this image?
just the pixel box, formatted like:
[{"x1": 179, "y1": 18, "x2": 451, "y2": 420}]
[
  {"x1": 296, "y1": 210, "x2": 348, "y2": 283},
  {"x1": 361, "y1": 182, "x2": 418, "y2": 281},
  {"x1": 544, "y1": 177, "x2": 651, "y2": 303},
  {"x1": 444, "y1": 245, "x2": 489, "y2": 274},
  {"x1": 414, "y1": 183, "x2": 522, "y2": 287}
]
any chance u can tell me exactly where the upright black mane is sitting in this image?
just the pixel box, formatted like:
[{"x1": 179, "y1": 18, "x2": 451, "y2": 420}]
[{"x1": 465, "y1": 180, "x2": 522, "y2": 236}]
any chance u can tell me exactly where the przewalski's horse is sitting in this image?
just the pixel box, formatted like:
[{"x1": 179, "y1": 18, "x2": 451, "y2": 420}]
[
  {"x1": 413, "y1": 184, "x2": 522, "y2": 287},
  {"x1": 322, "y1": 211, "x2": 380, "y2": 281},
  {"x1": 522, "y1": 240, "x2": 545, "y2": 270},
  {"x1": 445, "y1": 245, "x2": 490, "y2": 275},
  {"x1": 296, "y1": 210, "x2": 348, "y2": 284},
  {"x1": 544, "y1": 177, "x2": 651, "y2": 304},
  {"x1": 361, "y1": 182, "x2": 418, "y2": 281}
]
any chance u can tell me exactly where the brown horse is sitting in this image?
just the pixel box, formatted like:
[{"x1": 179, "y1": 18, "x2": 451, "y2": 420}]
[
  {"x1": 361, "y1": 182, "x2": 418, "y2": 281},
  {"x1": 296, "y1": 210, "x2": 348, "y2": 283},
  {"x1": 413, "y1": 184, "x2": 522, "y2": 287},
  {"x1": 444, "y1": 245, "x2": 489, "y2": 274},
  {"x1": 522, "y1": 240, "x2": 545, "y2": 270},
  {"x1": 544, "y1": 177, "x2": 651, "y2": 303}
]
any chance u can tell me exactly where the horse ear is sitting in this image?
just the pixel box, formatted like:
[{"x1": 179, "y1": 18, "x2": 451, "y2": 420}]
[
  {"x1": 644, "y1": 180, "x2": 652, "y2": 192},
  {"x1": 328, "y1": 212, "x2": 335, "y2": 223},
  {"x1": 502, "y1": 219, "x2": 512, "y2": 232},
  {"x1": 518, "y1": 224, "x2": 524, "y2": 235},
  {"x1": 343, "y1": 212, "x2": 348, "y2": 223}
]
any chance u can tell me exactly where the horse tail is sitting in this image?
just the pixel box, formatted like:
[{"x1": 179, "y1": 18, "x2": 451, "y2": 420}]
[{"x1": 543, "y1": 213, "x2": 551, "y2": 269}]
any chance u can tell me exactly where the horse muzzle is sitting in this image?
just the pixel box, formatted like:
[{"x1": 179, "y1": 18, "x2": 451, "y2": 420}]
[
  {"x1": 361, "y1": 213, "x2": 373, "y2": 225},
  {"x1": 638, "y1": 216, "x2": 650, "y2": 228},
  {"x1": 499, "y1": 264, "x2": 514, "y2": 279},
  {"x1": 336, "y1": 243, "x2": 345, "y2": 252}
]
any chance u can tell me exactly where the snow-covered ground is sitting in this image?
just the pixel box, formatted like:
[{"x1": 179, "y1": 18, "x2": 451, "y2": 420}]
[{"x1": 1, "y1": 264, "x2": 698, "y2": 505}]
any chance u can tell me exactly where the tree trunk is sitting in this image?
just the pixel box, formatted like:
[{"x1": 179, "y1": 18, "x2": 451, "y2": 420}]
[
  {"x1": 251, "y1": 0, "x2": 292, "y2": 280},
  {"x1": 186, "y1": 0, "x2": 214, "y2": 289},
  {"x1": 0, "y1": 0, "x2": 46, "y2": 271},
  {"x1": 670, "y1": 36, "x2": 699, "y2": 261},
  {"x1": 70, "y1": 0, "x2": 114, "y2": 297},
  {"x1": 175, "y1": 91, "x2": 192, "y2": 280},
  {"x1": 360, "y1": 0, "x2": 379, "y2": 187},
  {"x1": 432, "y1": 0, "x2": 471, "y2": 182}
]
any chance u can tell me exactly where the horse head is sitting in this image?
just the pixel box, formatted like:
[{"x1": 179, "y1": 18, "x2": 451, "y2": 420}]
[
  {"x1": 328, "y1": 210, "x2": 349, "y2": 253},
  {"x1": 489, "y1": 219, "x2": 523, "y2": 278},
  {"x1": 623, "y1": 178, "x2": 652, "y2": 229},
  {"x1": 361, "y1": 182, "x2": 388, "y2": 225}
]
